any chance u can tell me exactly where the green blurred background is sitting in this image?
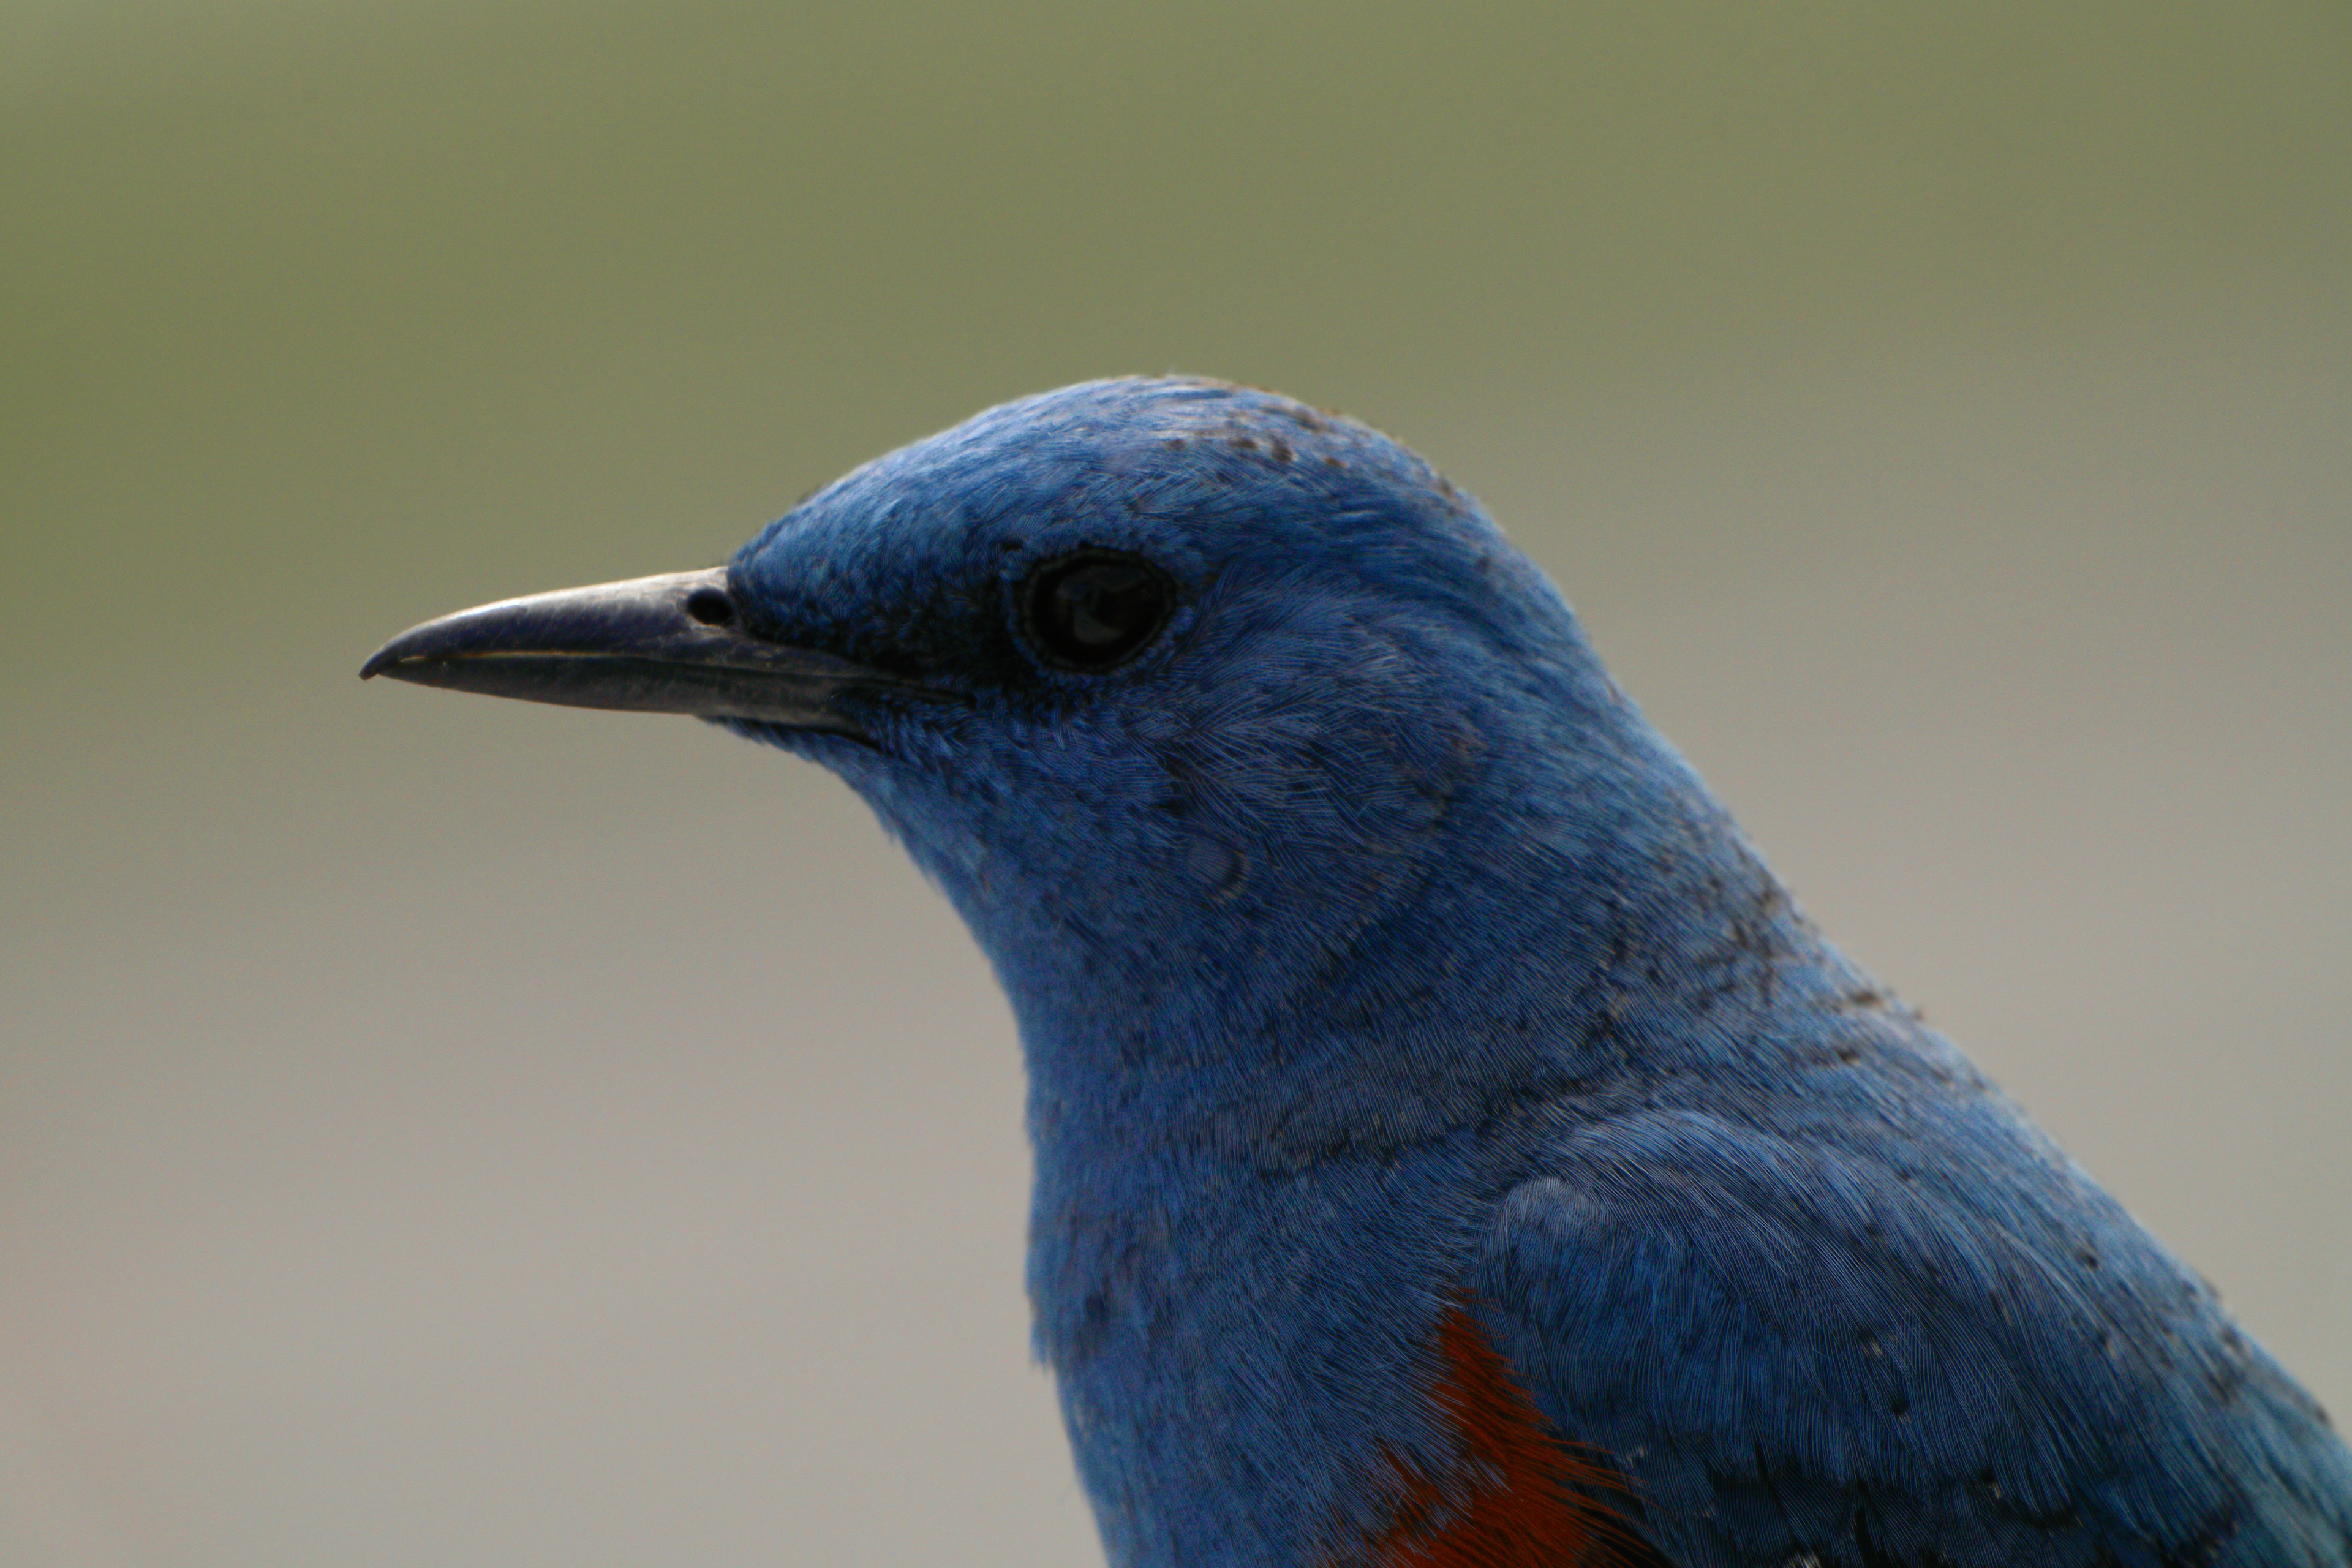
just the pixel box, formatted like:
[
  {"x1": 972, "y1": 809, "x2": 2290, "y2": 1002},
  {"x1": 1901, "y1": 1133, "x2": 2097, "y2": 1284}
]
[{"x1": 4, "y1": 3, "x2": 2346, "y2": 1563}]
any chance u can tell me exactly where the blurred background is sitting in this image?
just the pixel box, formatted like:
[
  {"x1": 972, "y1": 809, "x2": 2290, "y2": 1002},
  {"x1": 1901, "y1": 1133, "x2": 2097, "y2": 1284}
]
[{"x1": 4, "y1": 2, "x2": 2346, "y2": 1563}]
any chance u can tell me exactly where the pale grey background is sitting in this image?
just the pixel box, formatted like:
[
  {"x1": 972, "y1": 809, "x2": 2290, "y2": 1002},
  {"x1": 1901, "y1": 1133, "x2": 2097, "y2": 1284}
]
[{"x1": 4, "y1": 3, "x2": 2346, "y2": 1564}]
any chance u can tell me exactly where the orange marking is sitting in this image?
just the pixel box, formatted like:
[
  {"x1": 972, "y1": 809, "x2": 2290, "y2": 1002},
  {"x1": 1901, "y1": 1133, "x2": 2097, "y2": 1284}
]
[{"x1": 1359, "y1": 1303, "x2": 1666, "y2": 1568}]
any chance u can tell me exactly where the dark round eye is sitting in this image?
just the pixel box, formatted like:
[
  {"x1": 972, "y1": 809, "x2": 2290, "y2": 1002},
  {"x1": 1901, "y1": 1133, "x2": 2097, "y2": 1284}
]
[{"x1": 1022, "y1": 551, "x2": 1174, "y2": 670}]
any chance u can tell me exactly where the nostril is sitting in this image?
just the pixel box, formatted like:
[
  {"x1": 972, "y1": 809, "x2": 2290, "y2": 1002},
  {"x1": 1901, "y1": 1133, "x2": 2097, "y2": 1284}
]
[{"x1": 685, "y1": 586, "x2": 736, "y2": 627}]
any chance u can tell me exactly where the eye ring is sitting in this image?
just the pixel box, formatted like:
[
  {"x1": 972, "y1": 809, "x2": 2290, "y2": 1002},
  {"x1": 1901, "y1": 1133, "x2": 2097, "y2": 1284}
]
[{"x1": 1020, "y1": 549, "x2": 1176, "y2": 671}]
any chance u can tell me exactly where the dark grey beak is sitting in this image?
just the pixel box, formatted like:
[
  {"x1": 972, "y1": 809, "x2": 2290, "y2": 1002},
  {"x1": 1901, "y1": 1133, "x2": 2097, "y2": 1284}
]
[{"x1": 360, "y1": 568, "x2": 893, "y2": 737}]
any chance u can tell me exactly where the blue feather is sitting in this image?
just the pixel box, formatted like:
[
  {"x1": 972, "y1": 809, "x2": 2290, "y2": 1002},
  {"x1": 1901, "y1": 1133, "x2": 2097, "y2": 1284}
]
[{"x1": 442, "y1": 374, "x2": 2352, "y2": 1566}]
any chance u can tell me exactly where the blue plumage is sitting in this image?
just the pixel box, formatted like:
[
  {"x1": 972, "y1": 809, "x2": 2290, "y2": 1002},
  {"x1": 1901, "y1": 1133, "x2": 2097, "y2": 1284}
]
[{"x1": 367, "y1": 376, "x2": 2352, "y2": 1567}]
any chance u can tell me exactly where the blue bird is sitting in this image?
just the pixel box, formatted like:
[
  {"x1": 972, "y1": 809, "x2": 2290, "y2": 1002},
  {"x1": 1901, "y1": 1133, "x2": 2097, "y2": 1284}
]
[{"x1": 363, "y1": 377, "x2": 2351, "y2": 1567}]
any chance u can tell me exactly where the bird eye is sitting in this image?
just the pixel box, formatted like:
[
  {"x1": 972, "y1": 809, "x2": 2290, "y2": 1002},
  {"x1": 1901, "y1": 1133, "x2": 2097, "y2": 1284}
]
[{"x1": 1022, "y1": 551, "x2": 1174, "y2": 671}]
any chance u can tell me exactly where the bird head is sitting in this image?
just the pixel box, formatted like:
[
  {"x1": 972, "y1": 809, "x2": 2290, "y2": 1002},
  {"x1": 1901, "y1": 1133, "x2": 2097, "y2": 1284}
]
[{"x1": 364, "y1": 377, "x2": 1686, "y2": 1109}]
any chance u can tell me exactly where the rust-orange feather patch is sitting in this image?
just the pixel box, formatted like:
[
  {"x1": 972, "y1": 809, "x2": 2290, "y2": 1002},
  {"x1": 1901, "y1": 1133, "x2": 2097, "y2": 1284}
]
[{"x1": 1358, "y1": 1304, "x2": 1669, "y2": 1568}]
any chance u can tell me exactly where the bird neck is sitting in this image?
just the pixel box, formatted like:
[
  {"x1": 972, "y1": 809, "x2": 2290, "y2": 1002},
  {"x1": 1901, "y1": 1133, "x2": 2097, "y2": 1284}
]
[
  {"x1": 1003, "y1": 699, "x2": 1867, "y2": 1567},
  {"x1": 1003, "y1": 694, "x2": 1855, "y2": 1174}
]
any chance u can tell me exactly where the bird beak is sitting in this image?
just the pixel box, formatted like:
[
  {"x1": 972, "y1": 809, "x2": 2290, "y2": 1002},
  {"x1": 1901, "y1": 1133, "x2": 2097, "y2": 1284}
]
[{"x1": 359, "y1": 567, "x2": 891, "y2": 737}]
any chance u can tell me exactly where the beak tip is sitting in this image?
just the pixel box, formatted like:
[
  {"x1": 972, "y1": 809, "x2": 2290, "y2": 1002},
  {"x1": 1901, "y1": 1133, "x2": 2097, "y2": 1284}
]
[{"x1": 360, "y1": 634, "x2": 433, "y2": 682}]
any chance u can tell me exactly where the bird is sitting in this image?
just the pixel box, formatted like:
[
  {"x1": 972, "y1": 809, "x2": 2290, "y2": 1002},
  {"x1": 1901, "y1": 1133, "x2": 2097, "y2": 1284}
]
[{"x1": 362, "y1": 376, "x2": 2352, "y2": 1568}]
